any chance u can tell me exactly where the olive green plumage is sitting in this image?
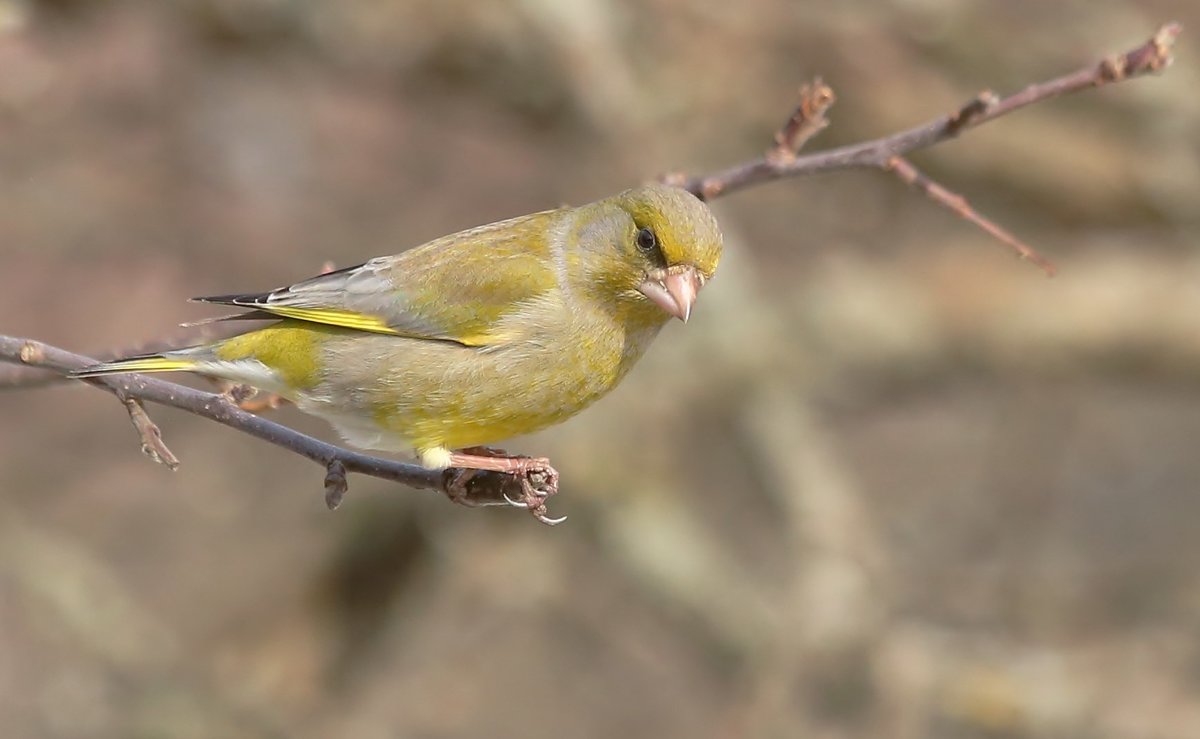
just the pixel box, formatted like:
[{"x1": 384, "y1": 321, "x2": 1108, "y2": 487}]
[{"x1": 74, "y1": 184, "x2": 723, "y2": 469}]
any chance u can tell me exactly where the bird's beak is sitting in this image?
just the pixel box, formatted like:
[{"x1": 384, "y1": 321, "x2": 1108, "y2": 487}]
[{"x1": 638, "y1": 265, "x2": 703, "y2": 323}]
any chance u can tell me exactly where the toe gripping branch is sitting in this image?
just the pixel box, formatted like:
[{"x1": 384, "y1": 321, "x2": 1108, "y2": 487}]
[
  {"x1": 322, "y1": 451, "x2": 564, "y2": 524},
  {"x1": 444, "y1": 456, "x2": 565, "y2": 526}
]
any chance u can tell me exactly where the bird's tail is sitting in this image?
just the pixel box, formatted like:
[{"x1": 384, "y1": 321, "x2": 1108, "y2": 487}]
[{"x1": 70, "y1": 351, "x2": 203, "y2": 379}]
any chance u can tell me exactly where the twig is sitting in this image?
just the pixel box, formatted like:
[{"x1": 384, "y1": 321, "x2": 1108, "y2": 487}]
[
  {"x1": 768, "y1": 78, "x2": 836, "y2": 163},
  {"x1": 11, "y1": 340, "x2": 184, "y2": 469},
  {"x1": 684, "y1": 23, "x2": 1178, "y2": 195},
  {"x1": 120, "y1": 395, "x2": 180, "y2": 470},
  {"x1": 677, "y1": 23, "x2": 1179, "y2": 273},
  {"x1": 0, "y1": 335, "x2": 551, "y2": 516},
  {"x1": 886, "y1": 156, "x2": 1057, "y2": 275},
  {"x1": 0, "y1": 332, "x2": 221, "y2": 391}
]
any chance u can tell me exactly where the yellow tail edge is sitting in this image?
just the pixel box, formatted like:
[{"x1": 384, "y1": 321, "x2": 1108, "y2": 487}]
[{"x1": 71, "y1": 356, "x2": 197, "y2": 379}]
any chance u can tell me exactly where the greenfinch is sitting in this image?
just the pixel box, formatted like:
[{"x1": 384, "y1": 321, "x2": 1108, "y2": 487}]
[{"x1": 74, "y1": 184, "x2": 722, "y2": 478}]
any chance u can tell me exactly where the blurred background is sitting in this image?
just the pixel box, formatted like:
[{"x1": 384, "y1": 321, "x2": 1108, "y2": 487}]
[{"x1": 2, "y1": 1, "x2": 1198, "y2": 737}]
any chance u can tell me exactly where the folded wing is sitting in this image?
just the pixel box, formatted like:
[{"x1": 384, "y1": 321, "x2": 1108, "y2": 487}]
[{"x1": 194, "y1": 210, "x2": 562, "y2": 347}]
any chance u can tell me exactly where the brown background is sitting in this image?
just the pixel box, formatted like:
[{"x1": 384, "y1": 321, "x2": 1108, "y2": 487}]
[{"x1": 2, "y1": 1, "x2": 1199, "y2": 737}]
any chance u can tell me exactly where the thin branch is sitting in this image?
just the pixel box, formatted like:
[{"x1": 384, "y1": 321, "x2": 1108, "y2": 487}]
[
  {"x1": 0, "y1": 335, "x2": 552, "y2": 517},
  {"x1": 886, "y1": 155, "x2": 1057, "y2": 275},
  {"x1": 684, "y1": 23, "x2": 1178, "y2": 198},
  {"x1": 120, "y1": 395, "x2": 180, "y2": 470},
  {"x1": 677, "y1": 23, "x2": 1179, "y2": 273},
  {"x1": 768, "y1": 78, "x2": 836, "y2": 163},
  {"x1": 0, "y1": 332, "x2": 221, "y2": 390},
  {"x1": 8, "y1": 339, "x2": 183, "y2": 469}
]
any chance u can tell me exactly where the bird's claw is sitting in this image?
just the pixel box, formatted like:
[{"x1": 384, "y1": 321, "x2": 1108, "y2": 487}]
[
  {"x1": 508, "y1": 462, "x2": 566, "y2": 525},
  {"x1": 443, "y1": 454, "x2": 564, "y2": 526},
  {"x1": 519, "y1": 486, "x2": 567, "y2": 526},
  {"x1": 502, "y1": 492, "x2": 528, "y2": 509}
]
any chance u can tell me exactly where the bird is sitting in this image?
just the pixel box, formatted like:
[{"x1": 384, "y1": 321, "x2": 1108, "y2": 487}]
[{"x1": 72, "y1": 184, "x2": 723, "y2": 514}]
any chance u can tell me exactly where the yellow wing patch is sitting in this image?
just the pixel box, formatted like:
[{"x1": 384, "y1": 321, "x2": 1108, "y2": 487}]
[
  {"x1": 260, "y1": 306, "x2": 401, "y2": 336},
  {"x1": 261, "y1": 305, "x2": 498, "y2": 346}
]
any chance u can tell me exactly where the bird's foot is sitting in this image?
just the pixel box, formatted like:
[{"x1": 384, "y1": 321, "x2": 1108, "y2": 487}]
[
  {"x1": 443, "y1": 447, "x2": 564, "y2": 525},
  {"x1": 215, "y1": 381, "x2": 289, "y2": 412}
]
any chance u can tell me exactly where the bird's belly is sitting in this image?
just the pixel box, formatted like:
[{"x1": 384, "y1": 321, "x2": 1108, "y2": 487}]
[
  {"x1": 395, "y1": 340, "x2": 635, "y2": 449},
  {"x1": 308, "y1": 322, "x2": 660, "y2": 453}
]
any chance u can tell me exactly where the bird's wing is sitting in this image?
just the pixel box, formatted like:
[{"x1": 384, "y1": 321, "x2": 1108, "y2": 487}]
[{"x1": 194, "y1": 211, "x2": 564, "y2": 347}]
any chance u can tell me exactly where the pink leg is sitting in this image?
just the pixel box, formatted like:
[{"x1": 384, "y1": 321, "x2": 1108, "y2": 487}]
[{"x1": 447, "y1": 447, "x2": 552, "y2": 476}]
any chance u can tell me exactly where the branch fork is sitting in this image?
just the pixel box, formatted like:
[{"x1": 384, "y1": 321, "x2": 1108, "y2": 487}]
[{"x1": 675, "y1": 23, "x2": 1179, "y2": 277}]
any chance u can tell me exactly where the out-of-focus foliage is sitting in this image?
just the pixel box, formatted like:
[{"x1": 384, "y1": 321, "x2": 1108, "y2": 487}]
[{"x1": 2, "y1": 1, "x2": 1198, "y2": 737}]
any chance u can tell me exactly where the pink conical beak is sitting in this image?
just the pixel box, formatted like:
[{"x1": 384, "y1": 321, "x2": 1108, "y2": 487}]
[{"x1": 638, "y1": 266, "x2": 702, "y2": 322}]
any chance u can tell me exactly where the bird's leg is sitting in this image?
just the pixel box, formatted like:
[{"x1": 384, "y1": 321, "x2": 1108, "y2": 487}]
[
  {"x1": 444, "y1": 447, "x2": 564, "y2": 525},
  {"x1": 449, "y1": 446, "x2": 548, "y2": 470}
]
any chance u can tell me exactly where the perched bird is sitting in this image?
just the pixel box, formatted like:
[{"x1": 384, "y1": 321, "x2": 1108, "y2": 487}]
[{"x1": 73, "y1": 184, "x2": 723, "y2": 489}]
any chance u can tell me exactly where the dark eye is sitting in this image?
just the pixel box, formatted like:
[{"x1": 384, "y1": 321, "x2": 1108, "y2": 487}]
[{"x1": 636, "y1": 227, "x2": 657, "y2": 254}]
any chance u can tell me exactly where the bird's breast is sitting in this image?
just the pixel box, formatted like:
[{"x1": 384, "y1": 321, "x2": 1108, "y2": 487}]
[{"x1": 361, "y1": 305, "x2": 663, "y2": 449}]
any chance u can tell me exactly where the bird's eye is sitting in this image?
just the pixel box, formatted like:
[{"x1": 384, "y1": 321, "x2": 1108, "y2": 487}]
[{"x1": 636, "y1": 227, "x2": 657, "y2": 254}]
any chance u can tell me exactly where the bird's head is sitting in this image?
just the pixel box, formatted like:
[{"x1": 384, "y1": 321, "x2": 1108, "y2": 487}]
[{"x1": 575, "y1": 184, "x2": 723, "y2": 327}]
